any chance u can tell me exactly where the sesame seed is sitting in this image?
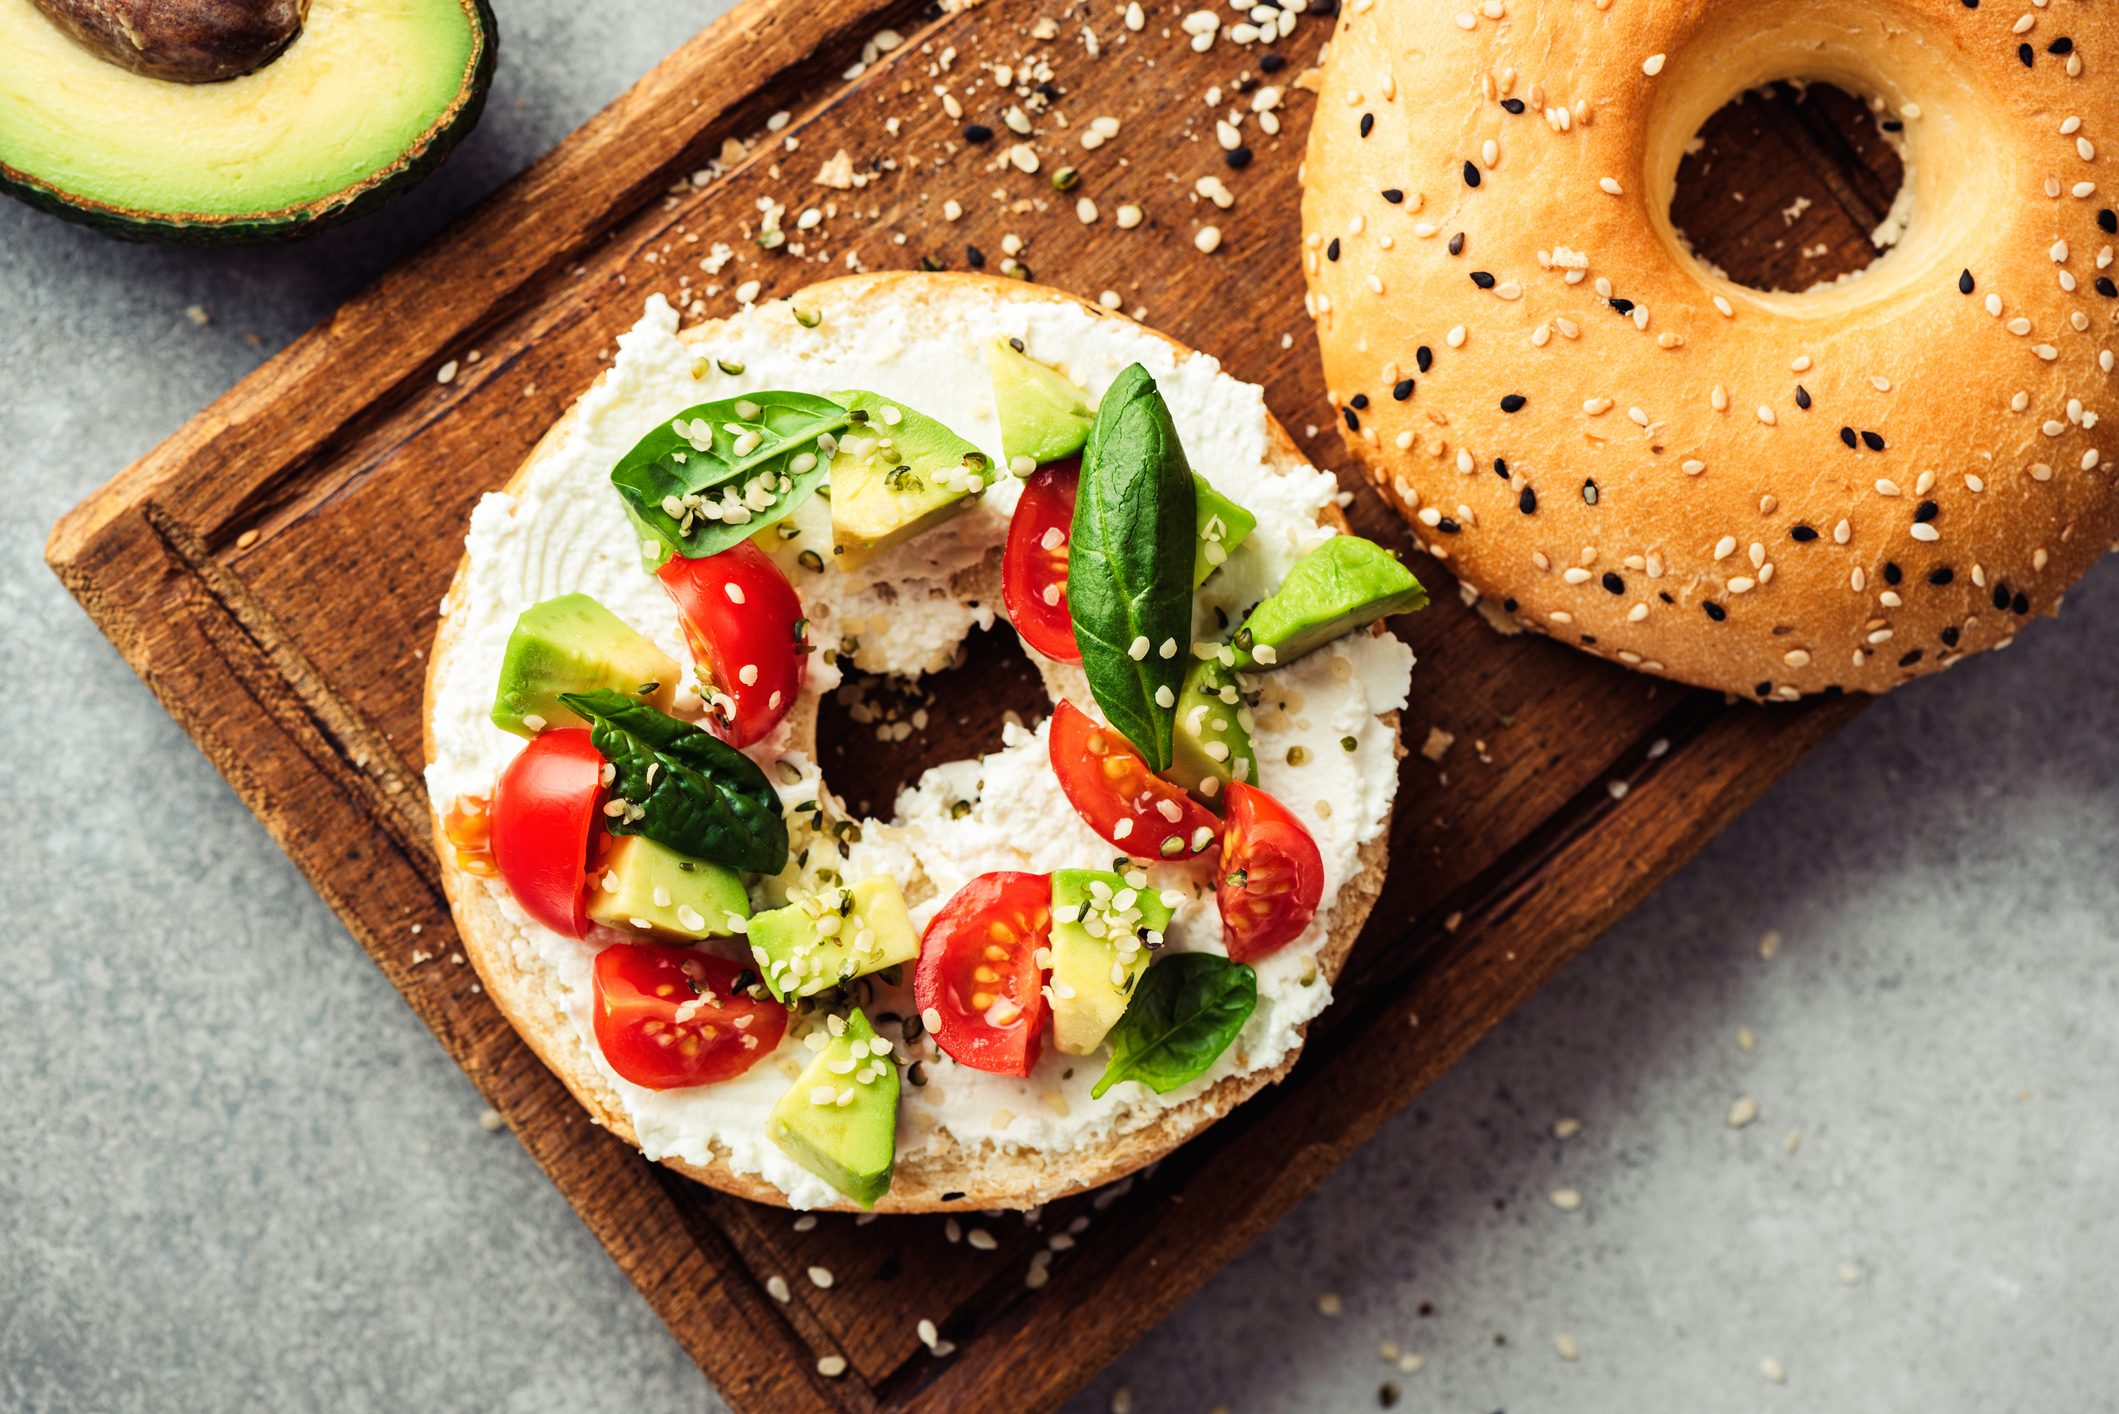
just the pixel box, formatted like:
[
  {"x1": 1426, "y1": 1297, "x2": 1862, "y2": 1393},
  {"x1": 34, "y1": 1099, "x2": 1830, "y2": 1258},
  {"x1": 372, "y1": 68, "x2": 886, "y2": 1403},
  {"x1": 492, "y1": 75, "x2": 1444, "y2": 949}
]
[
  {"x1": 1463, "y1": 160, "x2": 1481, "y2": 187},
  {"x1": 808, "y1": 1266, "x2": 835, "y2": 1288},
  {"x1": 1599, "y1": 177, "x2": 1624, "y2": 195},
  {"x1": 1550, "y1": 1188, "x2": 1583, "y2": 1211},
  {"x1": 1195, "y1": 226, "x2": 1223, "y2": 253},
  {"x1": 1728, "y1": 1096, "x2": 1760, "y2": 1127},
  {"x1": 1642, "y1": 53, "x2": 1666, "y2": 75}
]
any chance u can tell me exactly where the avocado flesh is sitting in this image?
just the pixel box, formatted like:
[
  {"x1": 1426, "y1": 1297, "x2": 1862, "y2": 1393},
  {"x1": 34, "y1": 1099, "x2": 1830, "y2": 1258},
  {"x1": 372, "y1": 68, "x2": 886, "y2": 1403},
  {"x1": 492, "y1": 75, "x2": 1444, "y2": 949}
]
[
  {"x1": 746, "y1": 484, "x2": 833, "y2": 582},
  {"x1": 748, "y1": 875, "x2": 922, "y2": 1004},
  {"x1": 1191, "y1": 476, "x2": 1256, "y2": 588},
  {"x1": 1165, "y1": 656, "x2": 1256, "y2": 813},
  {"x1": 1048, "y1": 869, "x2": 1175, "y2": 1057},
  {"x1": 490, "y1": 593, "x2": 679, "y2": 738},
  {"x1": 0, "y1": 0, "x2": 491, "y2": 242},
  {"x1": 769, "y1": 1008, "x2": 899, "y2": 1209},
  {"x1": 987, "y1": 338, "x2": 1096, "y2": 466},
  {"x1": 586, "y1": 834, "x2": 750, "y2": 943},
  {"x1": 1233, "y1": 535, "x2": 1428, "y2": 669},
  {"x1": 826, "y1": 390, "x2": 992, "y2": 571}
]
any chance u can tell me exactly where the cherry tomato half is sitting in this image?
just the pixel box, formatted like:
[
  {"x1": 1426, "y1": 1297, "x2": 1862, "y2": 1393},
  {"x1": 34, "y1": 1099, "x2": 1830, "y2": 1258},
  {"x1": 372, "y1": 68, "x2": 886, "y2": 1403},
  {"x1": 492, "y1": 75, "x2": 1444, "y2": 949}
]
[
  {"x1": 1048, "y1": 699, "x2": 1222, "y2": 862},
  {"x1": 914, "y1": 871, "x2": 1052, "y2": 1076},
  {"x1": 489, "y1": 727, "x2": 604, "y2": 938},
  {"x1": 1217, "y1": 782, "x2": 1325, "y2": 963},
  {"x1": 593, "y1": 947, "x2": 788, "y2": 1090},
  {"x1": 660, "y1": 540, "x2": 807, "y2": 748},
  {"x1": 1001, "y1": 461, "x2": 1081, "y2": 663}
]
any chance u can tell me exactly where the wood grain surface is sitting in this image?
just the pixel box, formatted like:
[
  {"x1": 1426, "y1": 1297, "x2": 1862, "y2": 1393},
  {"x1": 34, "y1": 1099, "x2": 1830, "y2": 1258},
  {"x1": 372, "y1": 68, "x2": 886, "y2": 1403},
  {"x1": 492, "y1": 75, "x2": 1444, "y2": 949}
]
[{"x1": 46, "y1": 1, "x2": 1889, "y2": 1408}]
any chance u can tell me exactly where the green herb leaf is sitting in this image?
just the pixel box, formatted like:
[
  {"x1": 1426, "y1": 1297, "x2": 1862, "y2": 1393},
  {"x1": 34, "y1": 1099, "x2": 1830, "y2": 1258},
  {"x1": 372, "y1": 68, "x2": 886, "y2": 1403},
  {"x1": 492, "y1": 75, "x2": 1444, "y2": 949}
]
[
  {"x1": 1090, "y1": 952, "x2": 1257, "y2": 1100},
  {"x1": 611, "y1": 392, "x2": 851, "y2": 561},
  {"x1": 1067, "y1": 363, "x2": 1196, "y2": 771},
  {"x1": 557, "y1": 689, "x2": 788, "y2": 874}
]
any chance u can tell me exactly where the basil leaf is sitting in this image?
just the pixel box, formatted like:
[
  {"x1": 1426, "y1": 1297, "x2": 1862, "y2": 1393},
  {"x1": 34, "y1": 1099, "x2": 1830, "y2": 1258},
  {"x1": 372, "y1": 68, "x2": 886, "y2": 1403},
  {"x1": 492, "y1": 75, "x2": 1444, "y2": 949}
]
[
  {"x1": 556, "y1": 689, "x2": 788, "y2": 874},
  {"x1": 611, "y1": 392, "x2": 850, "y2": 561},
  {"x1": 1067, "y1": 363, "x2": 1196, "y2": 771},
  {"x1": 1091, "y1": 952, "x2": 1257, "y2": 1100}
]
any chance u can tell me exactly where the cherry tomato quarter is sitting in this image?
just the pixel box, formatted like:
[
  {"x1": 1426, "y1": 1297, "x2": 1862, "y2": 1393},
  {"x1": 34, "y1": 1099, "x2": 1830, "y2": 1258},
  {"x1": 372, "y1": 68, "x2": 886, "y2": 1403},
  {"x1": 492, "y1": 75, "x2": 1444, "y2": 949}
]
[
  {"x1": 1216, "y1": 782, "x2": 1325, "y2": 963},
  {"x1": 1002, "y1": 461, "x2": 1082, "y2": 663},
  {"x1": 914, "y1": 871, "x2": 1053, "y2": 1076},
  {"x1": 488, "y1": 727, "x2": 604, "y2": 938},
  {"x1": 592, "y1": 947, "x2": 789, "y2": 1090},
  {"x1": 659, "y1": 541, "x2": 807, "y2": 748},
  {"x1": 1048, "y1": 699, "x2": 1222, "y2": 862}
]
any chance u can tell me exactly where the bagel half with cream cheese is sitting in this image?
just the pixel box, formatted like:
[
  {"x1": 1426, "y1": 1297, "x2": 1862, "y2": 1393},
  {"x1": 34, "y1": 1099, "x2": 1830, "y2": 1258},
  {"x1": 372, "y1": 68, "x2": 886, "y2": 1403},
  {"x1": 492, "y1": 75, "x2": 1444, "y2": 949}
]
[
  {"x1": 1304, "y1": 0, "x2": 2116, "y2": 699},
  {"x1": 421, "y1": 273, "x2": 1413, "y2": 1211}
]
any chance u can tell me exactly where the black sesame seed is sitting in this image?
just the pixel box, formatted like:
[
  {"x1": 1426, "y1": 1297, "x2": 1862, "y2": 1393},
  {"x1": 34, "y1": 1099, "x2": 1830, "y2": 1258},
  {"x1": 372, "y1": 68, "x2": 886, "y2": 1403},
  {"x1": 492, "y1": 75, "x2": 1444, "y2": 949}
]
[
  {"x1": 1327, "y1": 238, "x2": 1341, "y2": 262},
  {"x1": 963, "y1": 123, "x2": 994, "y2": 142},
  {"x1": 1226, "y1": 146, "x2": 1254, "y2": 169},
  {"x1": 1755, "y1": 682, "x2": 1773, "y2": 698},
  {"x1": 1501, "y1": 393, "x2": 1526, "y2": 412},
  {"x1": 1791, "y1": 525, "x2": 1819, "y2": 542},
  {"x1": 1361, "y1": 113, "x2": 1375, "y2": 138},
  {"x1": 2098, "y1": 277, "x2": 2118, "y2": 299},
  {"x1": 1601, "y1": 572, "x2": 1625, "y2": 595},
  {"x1": 1037, "y1": 83, "x2": 1060, "y2": 100},
  {"x1": 1416, "y1": 346, "x2": 1433, "y2": 372},
  {"x1": 1436, "y1": 517, "x2": 1461, "y2": 534},
  {"x1": 2101, "y1": 209, "x2": 2119, "y2": 235},
  {"x1": 2019, "y1": 42, "x2": 2034, "y2": 67},
  {"x1": 941, "y1": 1191, "x2": 965, "y2": 1201},
  {"x1": 1503, "y1": 597, "x2": 1519, "y2": 613},
  {"x1": 966, "y1": 244, "x2": 986, "y2": 267},
  {"x1": 1519, "y1": 487, "x2": 1538, "y2": 514},
  {"x1": 1382, "y1": 188, "x2": 1404, "y2": 204},
  {"x1": 1704, "y1": 601, "x2": 1727, "y2": 621},
  {"x1": 1260, "y1": 52, "x2": 1287, "y2": 72},
  {"x1": 1581, "y1": 478, "x2": 1598, "y2": 504},
  {"x1": 1502, "y1": 98, "x2": 1525, "y2": 114},
  {"x1": 1884, "y1": 562, "x2": 1903, "y2": 585},
  {"x1": 2049, "y1": 36, "x2": 2074, "y2": 54},
  {"x1": 1463, "y1": 160, "x2": 1481, "y2": 186},
  {"x1": 1882, "y1": 119, "x2": 1904, "y2": 133},
  {"x1": 1824, "y1": 684, "x2": 1845, "y2": 696},
  {"x1": 1993, "y1": 583, "x2": 2011, "y2": 611},
  {"x1": 1915, "y1": 500, "x2": 1939, "y2": 524},
  {"x1": 1963, "y1": 0, "x2": 1977, "y2": 7},
  {"x1": 1580, "y1": 636, "x2": 1597, "y2": 645},
  {"x1": 2012, "y1": 591, "x2": 2030, "y2": 615},
  {"x1": 1350, "y1": 392, "x2": 1369, "y2": 410},
  {"x1": 1959, "y1": 269, "x2": 1976, "y2": 294},
  {"x1": 1306, "y1": 0, "x2": 1335, "y2": 14},
  {"x1": 1343, "y1": 407, "x2": 1360, "y2": 431},
  {"x1": 1898, "y1": 649, "x2": 1924, "y2": 667},
  {"x1": 1862, "y1": 431, "x2": 1886, "y2": 451},
  {"x1": 1447, "y1": 232, "x2": 1466, "y2": 256},
  {"x1": 1610, "y1": 297, "x2": 1636, "y2": 316},
  {"x1": 1795, "y1": 385, "x2": 1812, "y2": 410},
  {"x1": 1840, "y1": 426, "x2": 1858, "y2": 449},
  {"x1": 1928, "y1": 566, "x2": 1955, "y2": 585},
  {"x1": 1941, "y1": 626, "x2": 1962, "y2": 647},
  {"x1": 1493, "y1": 458, "x2": 1509, "y2": 477},
  {"x1": 1393, "y1": 378, "x2": 1415, "y2": 400},
  {"x1": 1659, "y1": 592, "x2": 1674, "y2": 604},
  {"x1": 876, "y1": 1255, "x2": 902, "y2": 1280},
  {"x1": 1009, "y1": 337, "x2": 1025, "y2": 352},
  {"x1": 1471, "y1": 270, "x2": 1497, "y2": 289}
]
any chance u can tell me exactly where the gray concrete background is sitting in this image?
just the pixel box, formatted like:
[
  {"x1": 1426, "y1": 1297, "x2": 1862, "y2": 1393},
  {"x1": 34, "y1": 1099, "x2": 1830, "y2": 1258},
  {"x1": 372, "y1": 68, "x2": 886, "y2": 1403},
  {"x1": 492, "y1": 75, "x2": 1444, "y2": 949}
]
[{"x1": 3, "y1": 6, "x2": 2115, "y2": 1411}]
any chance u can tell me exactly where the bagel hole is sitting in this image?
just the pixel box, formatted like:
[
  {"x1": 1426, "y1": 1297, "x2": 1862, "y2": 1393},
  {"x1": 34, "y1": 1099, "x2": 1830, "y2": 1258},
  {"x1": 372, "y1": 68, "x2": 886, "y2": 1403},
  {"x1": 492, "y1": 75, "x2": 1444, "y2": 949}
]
[
  {"x1": 815, "y1": 620, "x2": 1051, "y2": 816},
  {"x1": 1669, "y1": 81, "x2": 1907, "y2": 294}
]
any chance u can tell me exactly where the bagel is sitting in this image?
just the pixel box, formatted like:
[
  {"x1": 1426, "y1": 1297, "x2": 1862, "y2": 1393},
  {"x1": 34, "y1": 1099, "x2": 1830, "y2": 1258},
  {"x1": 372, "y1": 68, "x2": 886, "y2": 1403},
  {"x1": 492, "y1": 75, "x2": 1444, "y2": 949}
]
[
  {"x1": 1302, "y1": 0, "x2": 2117, "y2": 699},
  {"x1": 421, "y1": 273, "x2": 1415, "y2": 1211}
]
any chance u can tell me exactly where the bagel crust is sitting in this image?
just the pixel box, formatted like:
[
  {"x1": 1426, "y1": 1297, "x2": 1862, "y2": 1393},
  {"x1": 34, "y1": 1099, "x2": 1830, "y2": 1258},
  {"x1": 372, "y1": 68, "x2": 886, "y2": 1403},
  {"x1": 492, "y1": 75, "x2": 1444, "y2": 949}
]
[
  {"x1": 422, "y1": 274, "x2": 1410, "y2": 1210},
  {"x1": 1304, "y1": 0, "x2": 2117, "y2": 699}
]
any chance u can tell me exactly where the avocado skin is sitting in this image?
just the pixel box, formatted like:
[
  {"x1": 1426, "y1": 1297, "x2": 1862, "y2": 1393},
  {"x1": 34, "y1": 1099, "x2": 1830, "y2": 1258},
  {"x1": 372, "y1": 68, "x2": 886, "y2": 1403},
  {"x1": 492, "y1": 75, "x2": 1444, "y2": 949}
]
[
  {"x1": 1233, "y1": 535, "x2": 1428, "y2": 669},
  {"x1": 0, "y1": 0, "x2": 495, "y2": 245},
  {"x1": 32, "y1": 0, "x2": 309, "y2": 83}
]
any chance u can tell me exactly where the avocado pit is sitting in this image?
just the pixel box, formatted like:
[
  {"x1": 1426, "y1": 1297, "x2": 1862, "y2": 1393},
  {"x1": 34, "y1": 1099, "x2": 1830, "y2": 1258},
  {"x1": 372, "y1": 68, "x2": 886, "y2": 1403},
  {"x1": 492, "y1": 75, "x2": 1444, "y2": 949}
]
[{"x1": 30, "y1": 0, "x2": 308, "y2": 82}]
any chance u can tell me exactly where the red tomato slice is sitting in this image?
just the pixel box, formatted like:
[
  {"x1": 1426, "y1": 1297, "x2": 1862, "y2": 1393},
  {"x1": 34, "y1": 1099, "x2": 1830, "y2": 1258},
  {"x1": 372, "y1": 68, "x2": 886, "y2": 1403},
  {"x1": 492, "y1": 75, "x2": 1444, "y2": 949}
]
[
  {"x1": 489, "y1": 727, "x2": 604, "y2": 938},
  {"x1": 1217, "y1": 782, "x2": 1325, "y2": 963},
  {"x1": 592, "y1": 947, "x2": 789, "y2": 1090},
  {"x1": 914, "y1": 871, "x2": 1052, "y2": 1076},
  {"x1": 659, "y1": 541, "x2": 807, "y2": 748},
  {"x1": 1002, "y1": 461, "x2": 1081, "y2": 663},
  {"x1": 1047, "y1": 699, "x2": 1222, "y2": 861}
]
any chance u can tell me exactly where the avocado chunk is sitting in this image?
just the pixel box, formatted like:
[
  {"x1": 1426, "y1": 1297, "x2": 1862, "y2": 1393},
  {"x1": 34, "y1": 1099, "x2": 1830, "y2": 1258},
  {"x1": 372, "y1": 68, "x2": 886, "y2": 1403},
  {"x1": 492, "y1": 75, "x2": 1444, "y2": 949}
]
[
  {"x1": 0, "y1": 0, "x2": 494, "y2": 245},
  {"x1": 826, "y1": 390, "x2": 993, "y2": 571},
  {"x1": 1164, "y1": 656, "x2": 1257, "y2": 812},
  {"x1": 1047, "y1": 869, "x2": 1177, "y2": 1056},
  {"x1": 1232, "y1": 535, "x2": 1428, "y2": 669},
  {"x1": 747, "y1": 875, "x2": 922, "y2": 1003},
  {"x1": 586, "y1": 834, "x2": 750, "y2": 943},
  {"x1": 490, "y1": 594, "x2": 679, "y2": 738},
  {"x1": 987, "y1": 338, "x2": 1096, "y2": 468},
  {"x1": 768, "y1": 1008, "x2": 899, "y2": 1209},
  {"x1": 1191, "y1": 475, "x2": 1257, "y2": 588}
]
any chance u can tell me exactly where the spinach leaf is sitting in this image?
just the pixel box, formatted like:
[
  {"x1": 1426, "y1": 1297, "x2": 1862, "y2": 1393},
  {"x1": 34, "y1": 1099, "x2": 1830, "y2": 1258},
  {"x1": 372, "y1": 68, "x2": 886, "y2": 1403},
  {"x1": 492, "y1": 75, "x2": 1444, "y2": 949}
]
[
  {"x1": 611, "y1": 391, "x2": 850, "y2": 561},
  {"x1": 556, "y1": 689, "x2": 788, "y2": 874},
  {"x1": 1091, "y1": 951, "x2": 1257, "y2": 1099},
  {"x1": 1067, "y1": 363, "x2": 1196, "y2": 772}
]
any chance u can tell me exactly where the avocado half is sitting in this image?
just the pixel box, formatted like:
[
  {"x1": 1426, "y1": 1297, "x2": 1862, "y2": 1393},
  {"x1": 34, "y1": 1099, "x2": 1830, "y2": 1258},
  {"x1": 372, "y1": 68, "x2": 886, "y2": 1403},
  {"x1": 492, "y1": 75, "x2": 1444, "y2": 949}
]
[{"x1": 0, "y1": 0, "x2": 496, "y2": 245}]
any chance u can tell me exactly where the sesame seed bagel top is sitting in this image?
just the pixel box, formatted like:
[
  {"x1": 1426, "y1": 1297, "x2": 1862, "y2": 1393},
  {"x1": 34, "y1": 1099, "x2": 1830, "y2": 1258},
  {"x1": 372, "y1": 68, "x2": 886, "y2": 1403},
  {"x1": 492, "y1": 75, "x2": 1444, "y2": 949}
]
[{"x1": 1303, "y1": 0, "x2": 2118, "y2": 699}]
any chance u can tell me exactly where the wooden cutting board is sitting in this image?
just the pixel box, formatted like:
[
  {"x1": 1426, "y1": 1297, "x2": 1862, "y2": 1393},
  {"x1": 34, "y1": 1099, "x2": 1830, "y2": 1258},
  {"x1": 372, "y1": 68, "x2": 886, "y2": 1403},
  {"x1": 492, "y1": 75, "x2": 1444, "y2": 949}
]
[{"x1": 46, "y1": 1, "x2": 1880, "y2": 1408}]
